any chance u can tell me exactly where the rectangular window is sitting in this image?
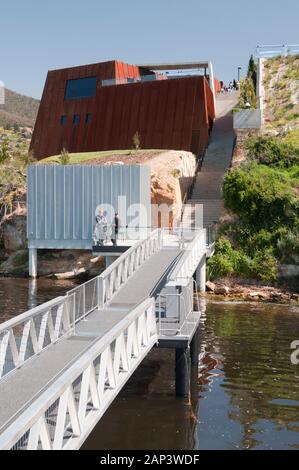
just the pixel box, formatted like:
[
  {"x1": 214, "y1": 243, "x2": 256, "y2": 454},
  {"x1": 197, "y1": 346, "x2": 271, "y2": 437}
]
[
  {"x1": 65, "y1": 76, "x2": 97, "y2": 100},
  {"x1": 85, "y1": 113, "x2": 92, "y2": 124},
  {"x1": 73, "y1": 114, "x2": 80, "y2": 124},
  {"x1": 60, "y1": 115, "x2": 67, "y2": 126}
]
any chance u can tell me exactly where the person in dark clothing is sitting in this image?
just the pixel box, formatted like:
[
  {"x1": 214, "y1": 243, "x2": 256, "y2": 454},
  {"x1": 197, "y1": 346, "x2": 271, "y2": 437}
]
[{"x1": 111, "y1": 212, "x2": 120, "y2": 246}]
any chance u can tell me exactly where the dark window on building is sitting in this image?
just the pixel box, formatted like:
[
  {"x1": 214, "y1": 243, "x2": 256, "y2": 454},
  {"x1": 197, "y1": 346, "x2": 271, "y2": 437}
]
[
  {"x1": 60, "y1": 115, "x2": 67, "y2": 126},
  {"x1": 85, "y1": 113, "x2": 92, "y2": 124},
  {"x1": 65, "y1": 76, "x2": 97, "y2": 100},
  {"x1": 73, "y1": 114, "x2": 80, "y2": 124}
]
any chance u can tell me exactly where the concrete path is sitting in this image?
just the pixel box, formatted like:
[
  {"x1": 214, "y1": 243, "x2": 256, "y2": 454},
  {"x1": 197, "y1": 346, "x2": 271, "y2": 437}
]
[{"x1": 182, "y1": 92, "x2": 238, "y2": 228}]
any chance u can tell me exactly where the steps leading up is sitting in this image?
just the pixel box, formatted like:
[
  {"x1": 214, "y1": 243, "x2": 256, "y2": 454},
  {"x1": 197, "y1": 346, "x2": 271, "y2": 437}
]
[{"x1": 181, "y1": 93, "x2": 238, "y2": 229}]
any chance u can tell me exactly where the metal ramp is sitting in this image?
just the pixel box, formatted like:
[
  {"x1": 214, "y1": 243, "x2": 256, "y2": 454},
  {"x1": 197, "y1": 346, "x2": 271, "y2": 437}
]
[{"x1": 0, "y1": 228, "x2": 210, "y2": 450}]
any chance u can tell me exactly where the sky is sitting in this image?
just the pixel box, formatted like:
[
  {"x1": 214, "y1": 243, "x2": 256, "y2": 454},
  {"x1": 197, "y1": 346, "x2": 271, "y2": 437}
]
[{"x1": 0, "y1": 0, "x2": 298, "y2": 99}]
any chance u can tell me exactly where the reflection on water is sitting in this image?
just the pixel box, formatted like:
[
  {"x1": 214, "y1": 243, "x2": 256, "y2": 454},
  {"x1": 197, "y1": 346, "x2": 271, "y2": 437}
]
[
  {"x1": 82, "y1": 302, "x2": 299, "y2": 450},
  {"x1": 0, "y1": 278, "x2": 298, "y2": 450},
  {"x1": 0, "y1": 277, "x2": 77, "y2": 323}
]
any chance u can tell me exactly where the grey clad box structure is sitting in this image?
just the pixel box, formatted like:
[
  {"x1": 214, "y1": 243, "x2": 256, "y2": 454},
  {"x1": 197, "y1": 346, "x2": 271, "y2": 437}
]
[{"x1": 27, "y1": 165, "x2": 151, "y2": 249}]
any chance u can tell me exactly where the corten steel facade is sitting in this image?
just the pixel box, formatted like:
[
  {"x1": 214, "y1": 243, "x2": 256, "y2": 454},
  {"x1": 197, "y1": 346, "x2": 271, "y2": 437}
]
[{"x1": 31, "y1": 60, "x2": 215, "y2": 160}]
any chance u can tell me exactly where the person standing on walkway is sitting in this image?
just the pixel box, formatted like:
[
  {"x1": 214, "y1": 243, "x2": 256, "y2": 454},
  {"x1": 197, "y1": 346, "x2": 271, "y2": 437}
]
[{"x1": 111, "y1": 212, "x2": 120, "y2": 246}]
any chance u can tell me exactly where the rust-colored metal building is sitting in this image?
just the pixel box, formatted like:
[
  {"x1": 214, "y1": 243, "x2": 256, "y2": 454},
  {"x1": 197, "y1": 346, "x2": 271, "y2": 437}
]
[{"x1": 31, "y1": 60, "x2": 216, "y2": 159}]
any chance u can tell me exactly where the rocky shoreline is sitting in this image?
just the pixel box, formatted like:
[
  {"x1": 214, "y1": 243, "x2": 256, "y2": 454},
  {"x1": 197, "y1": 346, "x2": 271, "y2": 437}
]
[{"x1": 204, "y1": 279, "x2": 299, "y2": 304}]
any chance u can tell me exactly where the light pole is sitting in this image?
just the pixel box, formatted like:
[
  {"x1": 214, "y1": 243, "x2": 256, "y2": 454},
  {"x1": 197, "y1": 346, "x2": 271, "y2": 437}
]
[{"x1": 238, "y1": 66, "x2": 242, "y2": 82}]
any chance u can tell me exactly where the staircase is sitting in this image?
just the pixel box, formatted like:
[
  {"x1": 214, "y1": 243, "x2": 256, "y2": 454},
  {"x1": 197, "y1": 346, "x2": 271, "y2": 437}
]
[{"x1": 181, "y1": 92, "x2": 238, "y2": 229}]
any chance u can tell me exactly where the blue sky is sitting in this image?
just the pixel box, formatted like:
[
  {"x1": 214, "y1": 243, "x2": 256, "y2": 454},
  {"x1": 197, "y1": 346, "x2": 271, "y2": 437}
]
[{"x1": 0, "y1": 0, "x2": 298, "y2": 99}]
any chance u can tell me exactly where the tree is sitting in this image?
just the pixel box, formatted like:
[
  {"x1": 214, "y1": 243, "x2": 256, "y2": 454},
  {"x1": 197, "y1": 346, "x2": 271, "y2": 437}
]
[
  {"x1": 132, "y1": 131, "x2": 141, "y2": 151},
  {"x1": 57, "y1": 148, "x2": 70, "y2": 165},
  {"x1": 239, "y1": 77, "x2": 257, "y2": 108},
  {"x1": 247, "y1": 54, "x2": 257, "y2": 91}
]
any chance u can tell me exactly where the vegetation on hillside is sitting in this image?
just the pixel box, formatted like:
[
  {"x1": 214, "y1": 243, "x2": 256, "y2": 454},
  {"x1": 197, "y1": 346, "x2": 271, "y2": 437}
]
[
  {"x1": 263, "y1": 54, "x2": 299, "y2": 130},
  {"x1": 0, "y1": 130, "x2": 32, "y2": 207},
  {"x1": 208, "y1": 136, "x2": 299, "y2": 284},
  {"x1": 208, "y1": 54, "x2": 299, "y2": 287},
  {"x1": 0, "y1": 88, "x2": 39, "y2": 128}
]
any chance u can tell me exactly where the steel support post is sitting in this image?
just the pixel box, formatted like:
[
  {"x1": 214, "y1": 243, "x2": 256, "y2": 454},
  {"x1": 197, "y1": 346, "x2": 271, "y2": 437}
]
[{"x1": 175, "y1": 348, "x2": 191, "y2": 397}]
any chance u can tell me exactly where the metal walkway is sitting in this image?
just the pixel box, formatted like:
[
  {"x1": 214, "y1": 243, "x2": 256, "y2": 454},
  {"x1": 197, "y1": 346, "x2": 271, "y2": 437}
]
[{"x1": 0, "y1": 228, "x2": 210, "y2": 450}]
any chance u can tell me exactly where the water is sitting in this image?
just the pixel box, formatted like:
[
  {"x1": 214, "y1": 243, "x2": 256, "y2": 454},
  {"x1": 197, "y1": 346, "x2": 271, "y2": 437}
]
[
  {"x1": 0, "y1": 277, "x2": 77, "y2": 323},
  {"x1": 0, "y1": 278, "x2": 298, "y2": 450},
  {"x1": 83, "y1": 302, "x2": 299, "y2": 450}
]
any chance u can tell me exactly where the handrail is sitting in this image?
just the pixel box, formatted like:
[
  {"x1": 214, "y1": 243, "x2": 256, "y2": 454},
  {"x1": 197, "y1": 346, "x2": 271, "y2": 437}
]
[
  {"x1": 96, "y1": 228, "x2": 163, "y2": 308},
  {"x1": 0, "y1": 298, "x2": 157, "y2": 450},
  {"x1": 0, "y1": 295, "x2": 75, "y2": 379},
  {"x1": 255, "y1": 44, "x2": 299, "y2": 58},
  {"x1": 157, "y1": 278, "x2": 194, "y2": 337},
  {"x1": 0, "y1": 297, "x2": 65, "y2": 334},
  {"x1": 167, "y1": 230, "x2": 206, "y2": 285}
]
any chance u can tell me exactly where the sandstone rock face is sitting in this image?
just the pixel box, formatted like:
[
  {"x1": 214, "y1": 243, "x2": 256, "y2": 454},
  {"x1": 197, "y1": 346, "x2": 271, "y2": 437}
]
[
  {"x1": 148, "y1": 150, "x2": 196, "y2": 226},
  {"x1": 37, "y1": 251, "x2": 105, "y2": 278},
  {"x1": 2, "y1": 215, "x2": 27, "y2": 252}
]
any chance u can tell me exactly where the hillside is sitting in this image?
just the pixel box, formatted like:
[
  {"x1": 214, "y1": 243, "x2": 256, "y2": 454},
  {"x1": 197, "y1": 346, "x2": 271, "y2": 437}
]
[
  {"x1": 263, "y1": 54, "x2": 299, "y2": 131},
  {"x1": 208, "y1": 55, "x2": 299, "y2": 293},
  {"x1": 0, "y1": 88, "x2": 39, "y2": 128}
]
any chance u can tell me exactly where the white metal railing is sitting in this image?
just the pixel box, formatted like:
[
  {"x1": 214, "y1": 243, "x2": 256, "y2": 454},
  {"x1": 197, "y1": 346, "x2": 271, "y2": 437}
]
[
  {"x1": 0, "y1": 229, "x2": 163, "y2": 381},
  {"x1": 156, "y1": 279, "x2": 199, "y2": 337},
  {"x1": 101, "y1": 74, "x2": 161, "y2": 87},
  {"x1": 0, "y1": 298, "x2": 157, "y2": 450},
  {"x1": 96, "y1": 228, "x2": 162, "y2": 308},
  {"x1": 167, "y1": 230, "x2": 206, "y2": 285},
  {"x1": 0, "y1": 296, "x2": 75, "y2": 379},
  {"x1": 69, "y1": 229, "x2": 162, "y2": 317},
  {"x1": 255, "y1": 44, "x2": 299, "y2": 58},
  {"x1": 67, "y1": 276, "x2": 98, "y2": 324}
]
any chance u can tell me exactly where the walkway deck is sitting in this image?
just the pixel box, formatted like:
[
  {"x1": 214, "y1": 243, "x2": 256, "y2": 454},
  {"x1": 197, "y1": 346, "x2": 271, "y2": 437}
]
[{"x1": 0, "y1": 247, "x2": 182, "y2": 437}]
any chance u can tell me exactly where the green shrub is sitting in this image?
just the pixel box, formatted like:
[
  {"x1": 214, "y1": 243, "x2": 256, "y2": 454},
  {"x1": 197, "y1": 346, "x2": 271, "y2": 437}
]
[
  {"x1": 171, "y1": 168, "x2": 181, "y2": 178},
  {"x1": 245, "y1": 136, "x2": 299, "y2": 168},
  {"x1": 223, "y1": 163, "x2": 298, "y2": 228},
  {"x1": 276, "y1": 231, "x2": 299, "y2": 263},
  {"x1": 250, "y1": 249, "x2": 277, "y2": 282},
  {"x1": 207, "y1": 236, "x2": 277, "y2": 282},
  {"x1": 0, "y1": 138, "x2": 11, "y2": 164}
]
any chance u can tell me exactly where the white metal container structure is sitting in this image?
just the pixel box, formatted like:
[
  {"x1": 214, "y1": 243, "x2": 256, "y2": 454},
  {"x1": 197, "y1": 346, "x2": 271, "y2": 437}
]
[{"x1": 27, "y1": 164, "x2": 151, "y2": 250}]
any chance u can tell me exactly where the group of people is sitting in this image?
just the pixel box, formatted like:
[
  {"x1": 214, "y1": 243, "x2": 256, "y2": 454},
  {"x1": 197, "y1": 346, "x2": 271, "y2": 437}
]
[
  {"x1": 93, "y1": 210, "x2": 120, "y2": 247},
  {"x1": 219, "y1": 79, "x2": 239, "y2": 93}
]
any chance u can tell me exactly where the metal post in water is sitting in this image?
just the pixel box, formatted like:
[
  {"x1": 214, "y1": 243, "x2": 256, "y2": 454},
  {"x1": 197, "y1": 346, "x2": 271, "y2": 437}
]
[
  {"x1": 29, "y1": 248, "x2": 37, "y2": 279},
  {"x1": 175, "y1": 347, "x2": 191, "y2": 397}
]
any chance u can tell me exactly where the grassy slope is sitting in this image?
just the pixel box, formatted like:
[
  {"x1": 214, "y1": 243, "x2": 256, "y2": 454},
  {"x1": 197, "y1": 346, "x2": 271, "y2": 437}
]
[{"x1": 39, "y1": 149, "x2": 163, "y2": 164}]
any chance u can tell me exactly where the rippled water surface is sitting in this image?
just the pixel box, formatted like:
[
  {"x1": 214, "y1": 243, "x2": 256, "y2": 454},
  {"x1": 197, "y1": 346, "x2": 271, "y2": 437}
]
[
  {"x1": 0, "y1": 277, "x2": 77, "y2": 323},
  {"x1": 83, "y1": 302, "x2": 299, "y2": 450},
  {"x1": 0, "y1": 278, "x2": 298, "y2": 450}
]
